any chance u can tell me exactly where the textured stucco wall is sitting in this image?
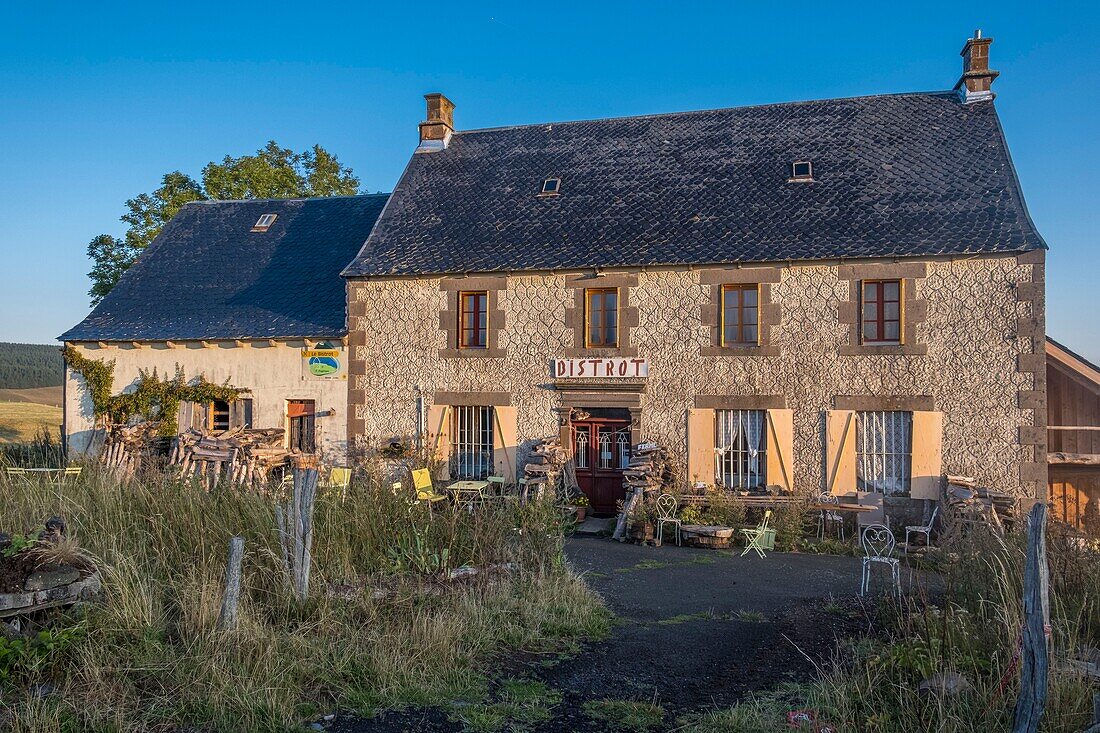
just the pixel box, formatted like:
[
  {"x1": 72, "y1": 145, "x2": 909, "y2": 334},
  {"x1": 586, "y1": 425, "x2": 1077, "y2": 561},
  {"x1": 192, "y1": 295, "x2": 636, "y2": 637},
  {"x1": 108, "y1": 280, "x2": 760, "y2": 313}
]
[
  {"x1": 63, "y1": 341, "x2": 349, "y2": 461},
  {"x1": 348, "y1": 252, "x2": 1045, "y2": 498}
]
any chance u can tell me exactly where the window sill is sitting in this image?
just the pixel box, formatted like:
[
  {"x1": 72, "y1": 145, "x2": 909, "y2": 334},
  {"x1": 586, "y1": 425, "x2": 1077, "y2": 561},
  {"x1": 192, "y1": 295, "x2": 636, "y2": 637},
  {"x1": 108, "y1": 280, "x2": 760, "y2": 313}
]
[
  {"x1": 561, "y1": 346, "x2": 639, "y2": 358},
  {"x1": 839, "y1": 343, "x2": 927, "y2": 356},
  {"x1": 700, "y1": 345, "x2": 780, "y2": 357},
  {"x1": 438, "y1": 348, "x2": 507, "y2": 359}
]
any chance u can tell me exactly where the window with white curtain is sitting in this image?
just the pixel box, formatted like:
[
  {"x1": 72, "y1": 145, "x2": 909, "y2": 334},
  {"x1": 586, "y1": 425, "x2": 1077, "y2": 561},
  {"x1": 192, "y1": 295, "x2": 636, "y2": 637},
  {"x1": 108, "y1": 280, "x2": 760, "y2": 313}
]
[
  {"x1": 715, "y1": 409, "x2": 767, "y2": 489},
  {"x1": 856, "y1": 410, "x2": 912, "y2": 495},
  {"x1": 451, "y1": 405, "x2": 495, "y2": 479}
]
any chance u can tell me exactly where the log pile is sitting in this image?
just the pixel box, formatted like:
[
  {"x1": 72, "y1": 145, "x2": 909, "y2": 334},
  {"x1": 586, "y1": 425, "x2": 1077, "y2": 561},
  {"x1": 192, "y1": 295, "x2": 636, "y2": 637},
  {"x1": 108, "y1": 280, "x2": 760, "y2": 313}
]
[
  {"x1": 943, "y1": 475, "x2": 1018, "y2": 537},
  {"x1": 522, "y1": 438, "x2": 568, "y2": 501},
  {"x1": 99, "y1": 421, "x2": 163, "y2": 475},
  {"x1": 613, "y1": 442, "x2": 671, "y2": 542},
  {"x1": 170, "y1": 427, "x2": 291, "y2": 490}
]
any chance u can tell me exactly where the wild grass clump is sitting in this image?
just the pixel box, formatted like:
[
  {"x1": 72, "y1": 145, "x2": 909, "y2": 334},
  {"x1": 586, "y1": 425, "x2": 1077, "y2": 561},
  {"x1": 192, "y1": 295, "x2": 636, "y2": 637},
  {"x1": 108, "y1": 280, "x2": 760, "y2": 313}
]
[
  {"x1": 683, "y1": 520, "x2": 1100, "y2": 732},
  {"x1": 0, "y1": 465, "x2": 609, "y2": 732}
]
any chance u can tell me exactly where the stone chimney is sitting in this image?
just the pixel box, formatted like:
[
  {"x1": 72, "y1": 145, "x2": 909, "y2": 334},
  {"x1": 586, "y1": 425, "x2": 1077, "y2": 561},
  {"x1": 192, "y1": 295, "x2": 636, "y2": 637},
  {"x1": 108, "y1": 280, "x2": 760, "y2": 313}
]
[
  {"x1": 418, "y1": 93, "x2": 455, "y2": 151},
  {"x1": 955, "y1": 30, "x2": 998, "y2": 103}
]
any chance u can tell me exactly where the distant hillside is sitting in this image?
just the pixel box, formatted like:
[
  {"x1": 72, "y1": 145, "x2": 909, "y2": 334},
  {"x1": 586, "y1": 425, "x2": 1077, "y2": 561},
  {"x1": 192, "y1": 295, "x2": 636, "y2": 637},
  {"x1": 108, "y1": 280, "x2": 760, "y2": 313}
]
[{"x1": 0, "y1": 342, "x2": 63, "y2": 389}]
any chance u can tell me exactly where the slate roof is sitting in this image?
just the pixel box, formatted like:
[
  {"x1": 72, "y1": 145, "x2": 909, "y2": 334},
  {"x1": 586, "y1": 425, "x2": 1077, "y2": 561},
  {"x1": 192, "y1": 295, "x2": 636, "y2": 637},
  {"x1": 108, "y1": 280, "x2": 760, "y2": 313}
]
[
  {"x1": 62, "y1": 195, "x2": 388, "y2": 342},
  {"x1": 344, "y1": 91, "x2": 1045, "y2": 278}
]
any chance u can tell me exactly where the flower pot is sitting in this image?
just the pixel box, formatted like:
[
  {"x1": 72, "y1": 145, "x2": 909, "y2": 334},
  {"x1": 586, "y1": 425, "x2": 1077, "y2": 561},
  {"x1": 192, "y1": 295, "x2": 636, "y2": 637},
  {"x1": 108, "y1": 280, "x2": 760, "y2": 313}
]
[{"x1": 575, "y1": 507, "x2": 588, "y2": 522}]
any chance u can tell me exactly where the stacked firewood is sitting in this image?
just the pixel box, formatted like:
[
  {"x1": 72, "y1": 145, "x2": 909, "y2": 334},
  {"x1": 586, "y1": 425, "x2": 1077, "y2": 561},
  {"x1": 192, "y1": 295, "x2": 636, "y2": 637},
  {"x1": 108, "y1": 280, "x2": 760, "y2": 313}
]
[
  {"x1": 170, "y1": 428, "x2": 290, "y2": 490},
  {"x1": 944, "y1": 475, "x2": 1018, "y2": 536},
  {"x1": 522, "y1": 438, "x2": 568, "y2": 501},
  {"x1": 613, "y1": 443, "x2": 670, "y2": 541},
  {"x1": 100, "y1": 421, "x2": 162, "y2": 475}
]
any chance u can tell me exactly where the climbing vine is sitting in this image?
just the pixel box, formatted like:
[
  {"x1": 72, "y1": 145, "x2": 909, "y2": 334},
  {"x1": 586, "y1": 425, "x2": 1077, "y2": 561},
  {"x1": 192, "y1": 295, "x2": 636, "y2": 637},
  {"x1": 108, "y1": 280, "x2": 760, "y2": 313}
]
[{"x1": 62, "y1": 346, "x2": 248, "y2": 436}]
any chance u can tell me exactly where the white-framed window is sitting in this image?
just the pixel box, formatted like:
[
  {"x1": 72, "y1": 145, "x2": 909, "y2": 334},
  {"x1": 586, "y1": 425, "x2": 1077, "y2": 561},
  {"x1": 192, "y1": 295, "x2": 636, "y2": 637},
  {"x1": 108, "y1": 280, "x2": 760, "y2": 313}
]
[
  {"x1": 451, "y1": 405, "x2": 494, "y2": 479},
  {"x1": 856, "y1": 410, "x2": 912, "y2": 495},
  {"x1": 715, "y1": 409, "x2": 767, "y2": 489}
]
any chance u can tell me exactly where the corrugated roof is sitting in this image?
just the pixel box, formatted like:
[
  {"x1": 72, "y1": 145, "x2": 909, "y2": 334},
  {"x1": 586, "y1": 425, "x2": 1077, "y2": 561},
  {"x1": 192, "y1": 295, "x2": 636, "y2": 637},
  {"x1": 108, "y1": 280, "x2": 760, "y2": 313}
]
[
  {"x1": 62, "y1": 194, "x2": 388, "y2": 342},
  {"x1": 345, "y1": 91, "x2": 1045, "y2": 277}
]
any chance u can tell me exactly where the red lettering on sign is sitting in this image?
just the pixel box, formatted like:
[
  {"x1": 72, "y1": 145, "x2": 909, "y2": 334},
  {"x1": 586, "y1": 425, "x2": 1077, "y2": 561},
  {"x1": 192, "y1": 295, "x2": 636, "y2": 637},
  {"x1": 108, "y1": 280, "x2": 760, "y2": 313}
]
[{"x1": 631, "y1": 359, "x2": 645, "y2": 377}]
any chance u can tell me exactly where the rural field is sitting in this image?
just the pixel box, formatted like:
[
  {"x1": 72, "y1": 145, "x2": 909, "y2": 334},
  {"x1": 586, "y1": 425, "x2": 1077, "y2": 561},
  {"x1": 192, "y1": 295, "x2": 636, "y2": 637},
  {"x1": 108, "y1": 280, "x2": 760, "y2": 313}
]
[
  {"x1": 0, "y1": 344, "x2": 64, "y2": 444},
  {"x1": 0, "y1": 455, "x2": 1096, "y2": 733}
]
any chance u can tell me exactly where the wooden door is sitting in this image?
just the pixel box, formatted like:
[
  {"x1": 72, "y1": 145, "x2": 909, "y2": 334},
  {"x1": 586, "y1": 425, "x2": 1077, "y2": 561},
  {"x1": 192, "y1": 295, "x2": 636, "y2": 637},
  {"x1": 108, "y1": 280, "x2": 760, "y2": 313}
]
[{"x1": 572, "y1": 418, "x2": 631, "y2": 514}]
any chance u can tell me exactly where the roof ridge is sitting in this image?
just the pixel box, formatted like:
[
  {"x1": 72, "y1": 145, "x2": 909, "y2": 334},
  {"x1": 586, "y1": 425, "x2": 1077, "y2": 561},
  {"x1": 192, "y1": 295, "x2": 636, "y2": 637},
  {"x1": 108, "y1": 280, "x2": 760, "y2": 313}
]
[
  {"x1": 186, "y1": 192, "x2": 391, "y2": 206},
  {"x1": 453, "y1": 89, "x2": 960, "y2": 136}
]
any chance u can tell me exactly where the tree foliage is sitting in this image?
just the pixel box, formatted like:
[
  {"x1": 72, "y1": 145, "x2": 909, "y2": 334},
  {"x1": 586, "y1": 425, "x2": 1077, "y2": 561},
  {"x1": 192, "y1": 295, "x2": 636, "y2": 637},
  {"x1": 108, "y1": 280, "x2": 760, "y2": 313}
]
[
  {"x1": 0, "y1": 343, "x2": 63, "y2": 389},
  {"x1": 86, "y1": 142, "x2": 360, "y2": 303}
]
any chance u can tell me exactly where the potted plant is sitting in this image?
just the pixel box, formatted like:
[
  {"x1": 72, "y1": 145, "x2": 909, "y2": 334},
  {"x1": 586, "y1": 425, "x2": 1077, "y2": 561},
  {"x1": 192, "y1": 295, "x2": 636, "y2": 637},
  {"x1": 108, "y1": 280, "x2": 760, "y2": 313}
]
[{"x1": 572, "y1": 494, "x2": 590, "y2": 522}]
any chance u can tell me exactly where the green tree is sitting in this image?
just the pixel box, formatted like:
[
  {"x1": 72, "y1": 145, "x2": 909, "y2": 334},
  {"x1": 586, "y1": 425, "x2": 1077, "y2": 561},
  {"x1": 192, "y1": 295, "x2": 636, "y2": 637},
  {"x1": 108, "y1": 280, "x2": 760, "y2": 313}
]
[{"x1": 86, "y1": 142, "x2": 360, "y2": 304}]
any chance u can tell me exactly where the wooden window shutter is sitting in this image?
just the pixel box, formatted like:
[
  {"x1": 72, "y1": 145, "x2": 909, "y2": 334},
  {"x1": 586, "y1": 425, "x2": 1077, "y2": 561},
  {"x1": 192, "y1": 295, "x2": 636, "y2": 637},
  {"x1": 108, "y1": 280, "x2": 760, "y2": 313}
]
[
  {"x1": 765, "y1": 408, "x2": 794, "y2": 493},
  {"x1": 192, "y1": 402, "x2": 207, "y2": 431},
  {"x1": 686, "y1": 408, "x2": 716, "y2": 485},
  {"x1": 492, "y1": 405, "x2": 518, "y2": 481},
  {"x1": 230, "y1": 399, "x2": 253, "y2": 429},
  {"x1": 426, "y1": 404, "x2": 452, "y2": 479},
  {"x1": 177, "y1": 401, "x2": 193, "y2": 434},
  {"x1": 825, "y1": 410, "x2": 856, "y2": 495},
  {"x1": 910, "y1": 410, "x2": 943, "y2": 500}
]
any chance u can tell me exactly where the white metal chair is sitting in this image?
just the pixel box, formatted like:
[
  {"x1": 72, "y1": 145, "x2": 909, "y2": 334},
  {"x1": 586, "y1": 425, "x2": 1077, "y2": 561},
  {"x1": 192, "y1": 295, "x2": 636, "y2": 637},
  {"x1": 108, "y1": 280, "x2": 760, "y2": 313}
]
[
  {"x1": 905, "y1": 505, "x2": 939, "y2": 550},
  {"x1": 817, "y1": 492, "x2": 845, "y2": 540},
  {"x1": 860, "y1": 524, "x2": 900, "y2": 597},
  {"x1": 655, "y1": 494, "x2": 681, "y2": 546}
]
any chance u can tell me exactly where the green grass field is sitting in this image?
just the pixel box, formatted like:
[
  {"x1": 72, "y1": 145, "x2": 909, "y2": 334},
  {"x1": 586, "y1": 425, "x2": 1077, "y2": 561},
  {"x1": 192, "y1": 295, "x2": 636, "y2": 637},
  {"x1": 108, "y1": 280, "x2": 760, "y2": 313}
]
[{"x1": 0, "y1": 400, "x2": 62, "y2": 443}]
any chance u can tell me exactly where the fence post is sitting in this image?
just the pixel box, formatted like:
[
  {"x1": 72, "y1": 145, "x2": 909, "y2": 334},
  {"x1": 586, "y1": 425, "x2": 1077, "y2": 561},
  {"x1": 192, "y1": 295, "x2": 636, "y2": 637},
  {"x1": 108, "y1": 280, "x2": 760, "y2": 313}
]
[
  {"x1": 279, "y1": 468, "x2": 318, "y2": 602},
  {"x1": 1013, "y1": 502, "x2": 1049, "y2": 733},
  {"x1": 217, "y1": 536, "x2": 245, "y2": 630}
]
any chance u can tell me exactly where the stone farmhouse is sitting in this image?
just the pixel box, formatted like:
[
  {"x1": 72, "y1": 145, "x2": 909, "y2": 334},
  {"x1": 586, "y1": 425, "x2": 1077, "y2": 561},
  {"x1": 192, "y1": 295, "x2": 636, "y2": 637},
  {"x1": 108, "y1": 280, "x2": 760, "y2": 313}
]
[
  {"x1": 60, "y1": 33, "x2": 1049, "y2": 524},
  {"x1": 61, "y1": 195, "x2": 387, "y2": 461},
  {"x1": 342, "y1": 32, "x2": 1047, "y2": 518}
]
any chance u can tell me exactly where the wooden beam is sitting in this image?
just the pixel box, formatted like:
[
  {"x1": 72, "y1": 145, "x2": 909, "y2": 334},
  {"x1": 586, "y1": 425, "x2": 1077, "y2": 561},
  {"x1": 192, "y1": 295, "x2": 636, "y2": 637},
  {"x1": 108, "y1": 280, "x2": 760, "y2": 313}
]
[
  {"x1": 164, "y1": 340, "x2": 178, "y2": 349},
  {"x1": 1048, "y1": 425, "x2": 1100, "y2": 432},
  {"x1": 1048, "y1": 452, "x2": 1100, "y2": 466}
]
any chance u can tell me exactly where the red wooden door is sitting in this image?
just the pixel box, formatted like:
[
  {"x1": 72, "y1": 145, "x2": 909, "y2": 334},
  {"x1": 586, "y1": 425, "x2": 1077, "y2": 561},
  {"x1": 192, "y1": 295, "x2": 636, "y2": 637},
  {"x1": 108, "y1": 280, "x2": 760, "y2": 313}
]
[{"x1": 572, "y1": 419, "x2": 631, "y2": 514}]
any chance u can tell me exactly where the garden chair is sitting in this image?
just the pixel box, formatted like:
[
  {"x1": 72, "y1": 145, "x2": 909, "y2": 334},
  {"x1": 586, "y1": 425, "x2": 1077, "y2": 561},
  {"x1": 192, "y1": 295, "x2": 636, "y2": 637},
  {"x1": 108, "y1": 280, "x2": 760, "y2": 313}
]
[
  {"x1": 410, "y1": 468, "x2": 448, "y2": 509},
  {"x1": 816, "y1": 492, "x2": 845, "y2": 541},
  {"x1": 904, "y1": 505, "x2": 939, "y2": 550},
  {"x1": 860, "y1": 524, "x2": 900, "y2": 597},
  {"x1": 4, "y1": 467, "x2": 29, "y2": 486},
  {"x1": 326, "y1": 467, "x2": 352, "y2": 500},
  {"x1": 741, "y1": 510, "x2": 773, "y2": 558},
  {"x1": 655, "y1": 494, "x2": 682, "y2": 546}
]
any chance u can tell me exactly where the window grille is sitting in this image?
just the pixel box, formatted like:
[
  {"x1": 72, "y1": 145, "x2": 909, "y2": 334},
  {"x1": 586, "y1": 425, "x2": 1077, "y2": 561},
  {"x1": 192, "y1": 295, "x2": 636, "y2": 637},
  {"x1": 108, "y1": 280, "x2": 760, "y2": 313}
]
[
  {"x1": 715, "y1": 409, "x2": 767, "y2": 489},
  {"x1": 856, "y1": 410, "x2": 912, "y2": 495},
  {"x1": 451, "y1": 405, "x2": 494, "y2": 479},
  {"x1": 574, "y1": 428, "x2": 589, "y2": 469}
]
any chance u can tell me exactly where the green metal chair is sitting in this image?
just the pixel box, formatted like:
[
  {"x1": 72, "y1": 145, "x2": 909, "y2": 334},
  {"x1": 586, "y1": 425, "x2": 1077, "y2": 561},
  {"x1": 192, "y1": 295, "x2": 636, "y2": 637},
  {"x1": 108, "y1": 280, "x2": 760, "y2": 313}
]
[{"x1": 741, "y1": 510, "x2": 775, "y2": 558}]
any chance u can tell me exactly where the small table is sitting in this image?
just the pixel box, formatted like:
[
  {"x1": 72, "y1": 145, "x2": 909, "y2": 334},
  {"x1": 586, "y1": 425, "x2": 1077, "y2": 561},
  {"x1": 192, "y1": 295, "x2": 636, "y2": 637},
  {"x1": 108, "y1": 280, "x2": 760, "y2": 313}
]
[
  {"x1": 809, "y1": 502, "x2": 875, "y2": 513},
  {"x1": 448, "y1": 480, "x2": 491, "y2": 504}
]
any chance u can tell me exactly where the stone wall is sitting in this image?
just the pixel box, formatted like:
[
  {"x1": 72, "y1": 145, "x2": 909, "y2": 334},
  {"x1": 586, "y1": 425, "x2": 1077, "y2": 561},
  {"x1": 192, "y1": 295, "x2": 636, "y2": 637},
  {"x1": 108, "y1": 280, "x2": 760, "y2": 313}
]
[
  {"x1": 347, "y1": 251, "x2": 1045, "y2": 498},
  {"x1": 63, "y1": 341, "x2": 350, "y2": 461}
]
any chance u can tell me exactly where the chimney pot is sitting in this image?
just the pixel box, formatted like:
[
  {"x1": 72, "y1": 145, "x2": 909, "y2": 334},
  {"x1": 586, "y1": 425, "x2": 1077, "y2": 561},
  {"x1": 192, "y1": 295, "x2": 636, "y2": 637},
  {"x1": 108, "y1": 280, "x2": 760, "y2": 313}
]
[
  {"x1": 418, "y1": 93, "x2": 455, "y2": 151},
  {"x1": 956, "y1": 31, "x2": 998, "y2": 103}
]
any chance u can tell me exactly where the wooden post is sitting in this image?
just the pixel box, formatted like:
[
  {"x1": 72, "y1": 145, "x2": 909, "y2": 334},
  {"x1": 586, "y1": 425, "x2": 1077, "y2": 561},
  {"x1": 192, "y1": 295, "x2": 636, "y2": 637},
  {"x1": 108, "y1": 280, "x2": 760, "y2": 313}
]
[
  {"x1": 217, "y1": 536, "x2": 245, "y2": 630},
  {"x1": 280, "y1": 468, "x2": 318, "y2": 602},
  {"x1": 1013, "y1": 502, "x2": 1049, "y2": 733}
]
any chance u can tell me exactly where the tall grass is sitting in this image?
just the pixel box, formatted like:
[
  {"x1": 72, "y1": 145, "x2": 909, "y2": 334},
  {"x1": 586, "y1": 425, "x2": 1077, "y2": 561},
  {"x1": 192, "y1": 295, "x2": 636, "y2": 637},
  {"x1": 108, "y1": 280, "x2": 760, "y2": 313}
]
[
  {"x1": 682, "y1": 521, "x2": 1100, "y2": 732},
  {"x1": 0, "y1": 465, "x2": 609, "y2": 732}
]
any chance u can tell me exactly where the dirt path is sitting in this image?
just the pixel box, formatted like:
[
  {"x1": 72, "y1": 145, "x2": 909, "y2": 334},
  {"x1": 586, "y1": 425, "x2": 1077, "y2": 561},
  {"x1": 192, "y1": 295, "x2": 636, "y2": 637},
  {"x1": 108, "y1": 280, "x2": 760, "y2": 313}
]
[{"x1": 337, "y1": 537, "x2": 870, "y2": 732}]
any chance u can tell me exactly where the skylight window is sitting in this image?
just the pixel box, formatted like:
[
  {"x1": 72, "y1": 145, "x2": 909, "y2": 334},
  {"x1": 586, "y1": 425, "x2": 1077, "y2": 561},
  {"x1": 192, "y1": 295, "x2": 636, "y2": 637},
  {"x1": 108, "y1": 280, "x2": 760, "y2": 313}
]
[
  {"x1": 539, "y1": 178, "x2": 561, "y2": 196},
  {"x1": 251, "y1": 213, "x2": 278, "y2": 232},
  {"x1": 789, "y1": 161, "x2": 814, "y2": 181}
]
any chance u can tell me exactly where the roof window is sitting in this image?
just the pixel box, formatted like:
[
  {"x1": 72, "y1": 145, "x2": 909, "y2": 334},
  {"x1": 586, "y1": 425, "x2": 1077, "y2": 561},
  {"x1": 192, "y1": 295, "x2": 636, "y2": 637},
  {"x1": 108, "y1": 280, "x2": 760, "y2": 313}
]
[
  {"x1": 539, "y1": 178, "x2": 561, "y2": 196},
  {"x1": 251, "y1": 213, "x2": 278, "y2": 232},
  {"x1": 789, "y1": 161, "x2": 814, "y2": 182}
]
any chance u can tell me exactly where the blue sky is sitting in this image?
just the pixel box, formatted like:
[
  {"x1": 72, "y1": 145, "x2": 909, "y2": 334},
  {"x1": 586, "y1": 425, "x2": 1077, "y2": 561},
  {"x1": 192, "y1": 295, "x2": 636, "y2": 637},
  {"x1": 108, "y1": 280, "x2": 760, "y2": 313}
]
[{"x1": 1, "y1": 2, "x2": 1097, "y2": 360}]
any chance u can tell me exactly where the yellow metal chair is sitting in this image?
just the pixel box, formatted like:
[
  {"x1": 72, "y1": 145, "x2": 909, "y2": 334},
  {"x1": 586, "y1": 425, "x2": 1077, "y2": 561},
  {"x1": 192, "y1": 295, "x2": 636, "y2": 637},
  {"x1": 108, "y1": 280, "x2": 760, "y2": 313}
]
[
  {"x1": 58, "y1": 466, "x2": 82, "y2": 487},
  {"x1": 411, "y1": 469, "x2": 448, "y2": 508},
  {"x1": 327, "y1": 466, "x2": 352, "y2": 500},
  {"x1": 4, "y1": 467, "x2": 29, "y2": 486}
]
